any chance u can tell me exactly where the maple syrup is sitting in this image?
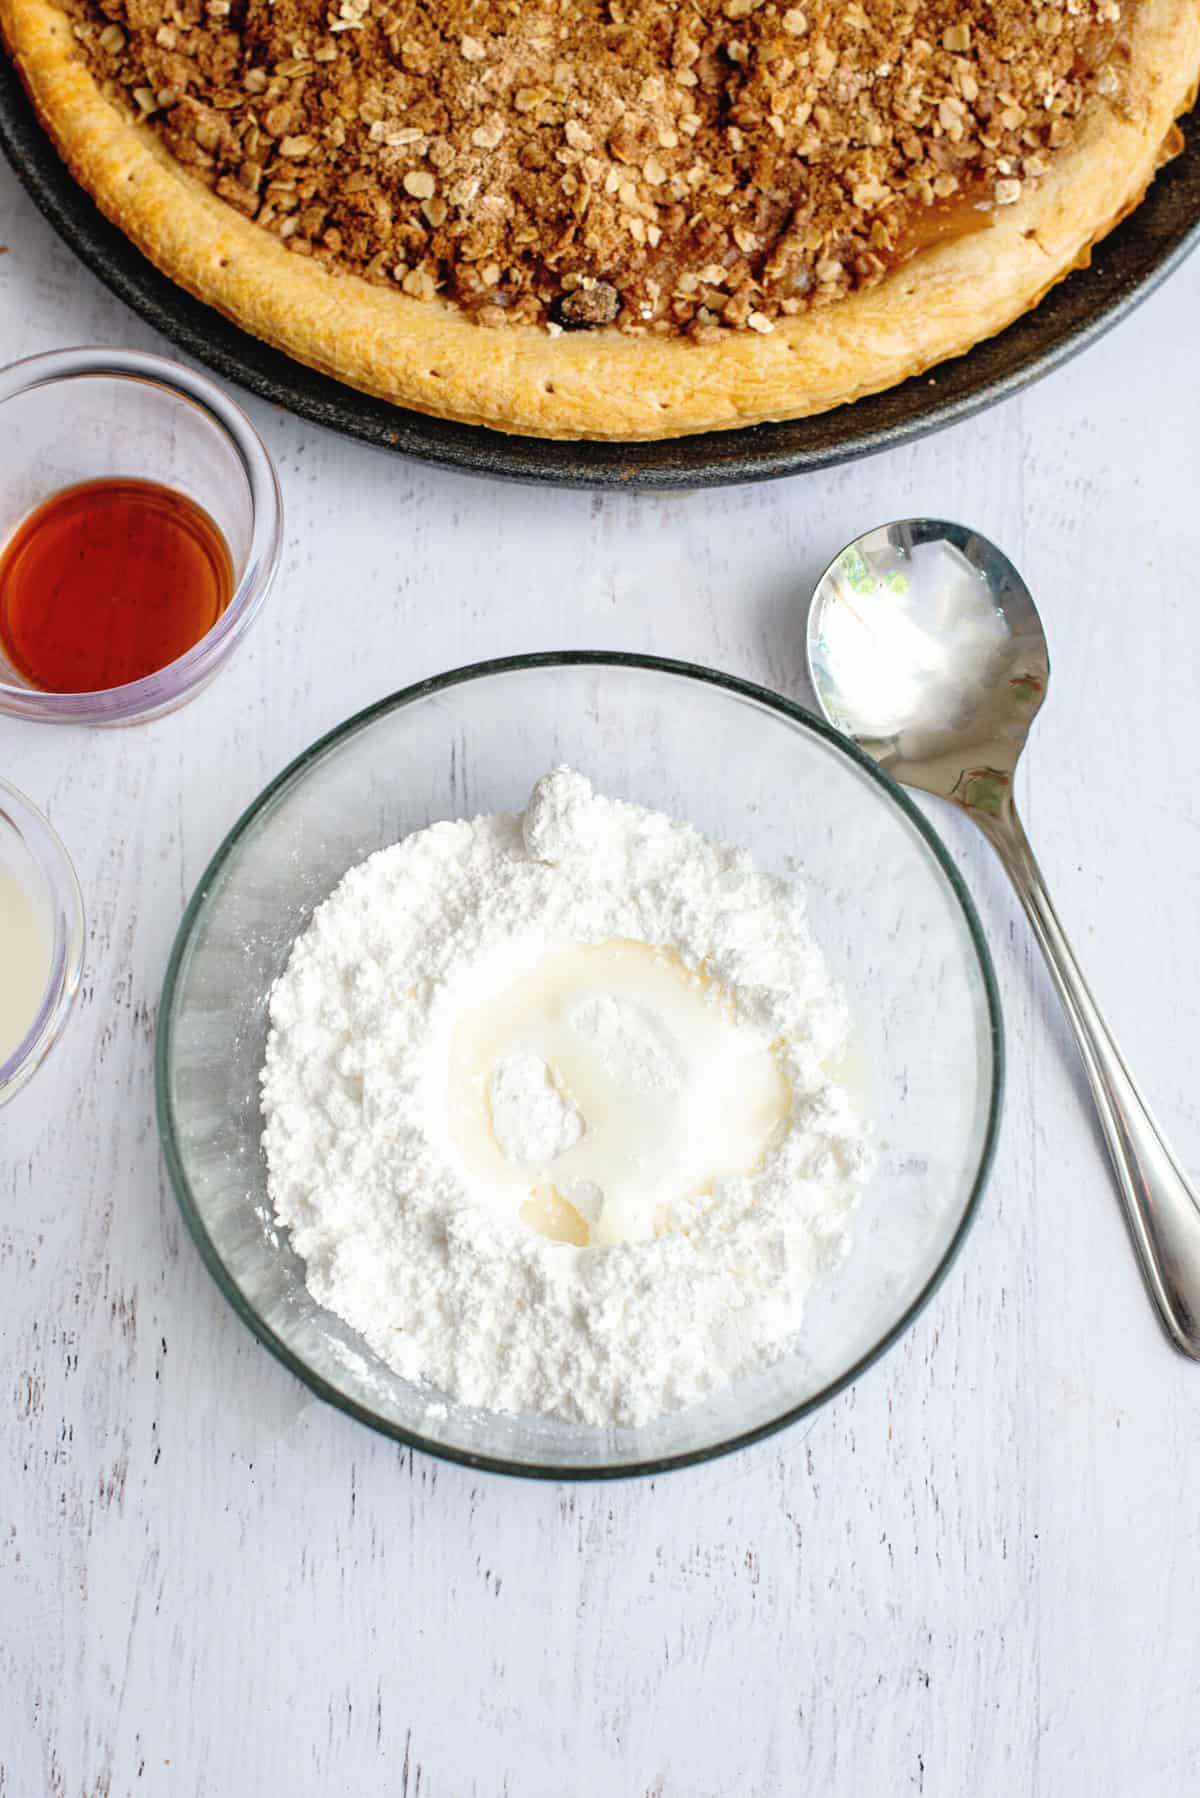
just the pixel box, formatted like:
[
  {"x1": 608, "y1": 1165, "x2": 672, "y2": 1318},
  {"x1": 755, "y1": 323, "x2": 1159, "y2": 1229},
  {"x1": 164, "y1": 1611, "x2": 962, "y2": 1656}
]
[{"x1": 0, "y1": 478, "x2": 234, "y2": 694}]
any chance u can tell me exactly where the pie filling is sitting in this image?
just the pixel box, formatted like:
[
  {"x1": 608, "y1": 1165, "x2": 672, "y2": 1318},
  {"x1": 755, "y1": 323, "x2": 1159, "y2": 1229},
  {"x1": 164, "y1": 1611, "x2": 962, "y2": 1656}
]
[{"x1": 60, "y1": 0, "x2": 1132, "y2": 338}]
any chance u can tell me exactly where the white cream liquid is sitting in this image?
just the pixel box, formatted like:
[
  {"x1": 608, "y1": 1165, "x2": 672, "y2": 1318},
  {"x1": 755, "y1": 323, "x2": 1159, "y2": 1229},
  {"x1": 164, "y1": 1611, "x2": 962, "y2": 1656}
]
[
  {"x1": 448, "y1": 938, "x2": 790, "y2": 1247},
  {"x1": 0, "y1": 863, "x2": 51, "y2": 1065}
]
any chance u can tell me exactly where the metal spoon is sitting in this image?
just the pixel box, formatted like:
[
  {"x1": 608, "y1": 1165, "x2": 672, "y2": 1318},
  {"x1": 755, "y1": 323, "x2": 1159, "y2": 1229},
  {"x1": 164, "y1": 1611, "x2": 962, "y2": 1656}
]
[{"x1": 807, "y1": 518, "x2": 1200, "y2": 1356}]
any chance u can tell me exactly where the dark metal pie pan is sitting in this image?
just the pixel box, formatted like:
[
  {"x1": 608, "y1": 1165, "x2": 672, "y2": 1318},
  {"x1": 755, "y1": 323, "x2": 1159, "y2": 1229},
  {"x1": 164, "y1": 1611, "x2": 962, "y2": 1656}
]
[{"x1": 2, "y1": 49, "x2": 1198, "y2": 489}]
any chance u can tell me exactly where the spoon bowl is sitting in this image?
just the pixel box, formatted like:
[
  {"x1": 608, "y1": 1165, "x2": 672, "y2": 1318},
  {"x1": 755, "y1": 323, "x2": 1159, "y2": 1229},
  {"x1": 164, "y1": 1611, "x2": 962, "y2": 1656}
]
[{"x1": 808, "y1": 519, "x2": 1049, "y2": 810}]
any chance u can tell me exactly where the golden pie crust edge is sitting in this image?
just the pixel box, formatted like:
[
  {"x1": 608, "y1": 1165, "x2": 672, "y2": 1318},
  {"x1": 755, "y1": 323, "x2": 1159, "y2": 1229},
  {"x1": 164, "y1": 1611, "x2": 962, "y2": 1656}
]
[{"x1": 4, "y1": 0, "x2": 1199, "y2": 441}]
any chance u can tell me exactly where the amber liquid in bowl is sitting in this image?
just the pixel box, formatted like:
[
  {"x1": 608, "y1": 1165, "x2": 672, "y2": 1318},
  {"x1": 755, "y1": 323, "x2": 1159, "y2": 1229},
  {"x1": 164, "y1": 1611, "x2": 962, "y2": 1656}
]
[{"x1": 0, "y1": 477, "x2": 233, "y2": 693}]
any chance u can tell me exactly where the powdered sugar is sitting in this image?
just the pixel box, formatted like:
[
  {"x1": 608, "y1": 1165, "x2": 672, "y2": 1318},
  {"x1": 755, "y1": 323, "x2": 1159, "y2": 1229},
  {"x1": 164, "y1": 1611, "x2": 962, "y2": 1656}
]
[
  {"x1": 568, "y1": 991, "x2": 683, "y2": 1095},
  {"x1": 488, "y1": 1052, "x2": 584, "y2": 1164},
  {"x1": 521, "y1": 763, "x2": 597, "y2": 863},
  {"x1": 261, "y1": 768, "x2": 871, "y2": 1427}
]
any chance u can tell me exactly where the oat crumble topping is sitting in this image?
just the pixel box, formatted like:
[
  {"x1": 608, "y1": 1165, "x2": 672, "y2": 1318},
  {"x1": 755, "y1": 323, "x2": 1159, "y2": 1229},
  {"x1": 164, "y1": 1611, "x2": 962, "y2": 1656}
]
[{"x1": 64, "y1": 0, "x2": 1133, "y2": 335}]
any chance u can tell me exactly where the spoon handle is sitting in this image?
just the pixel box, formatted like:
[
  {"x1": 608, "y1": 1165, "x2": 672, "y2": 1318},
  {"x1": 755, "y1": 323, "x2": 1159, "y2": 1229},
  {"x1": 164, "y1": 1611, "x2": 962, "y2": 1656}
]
[{"x1": 976, "y1": 801, "x2": 1200, "y2": 1357}]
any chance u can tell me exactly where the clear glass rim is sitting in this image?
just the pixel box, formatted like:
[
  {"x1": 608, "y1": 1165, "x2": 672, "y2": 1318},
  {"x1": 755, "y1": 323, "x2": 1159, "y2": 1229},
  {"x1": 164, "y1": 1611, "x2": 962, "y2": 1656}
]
[
  {"x1": 0, "y1": 345, "x2": 284, "y2": 724},
  {"x1": 0, "y1": 775, "x2": 86, "y2": 1104},
  {"x1": 155, "y1": 652, "x2": 1006, "y2": 1480}
]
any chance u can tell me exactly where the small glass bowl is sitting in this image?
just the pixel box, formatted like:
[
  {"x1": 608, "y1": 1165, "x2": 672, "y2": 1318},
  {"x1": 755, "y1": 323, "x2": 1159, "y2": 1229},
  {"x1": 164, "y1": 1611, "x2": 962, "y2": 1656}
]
[
  {"x1": 0, "y1": 346, "x2": 283, "y2": 725},
  {"x1": 0, "y1": 777, "x2": 85, "y2": 1106}
]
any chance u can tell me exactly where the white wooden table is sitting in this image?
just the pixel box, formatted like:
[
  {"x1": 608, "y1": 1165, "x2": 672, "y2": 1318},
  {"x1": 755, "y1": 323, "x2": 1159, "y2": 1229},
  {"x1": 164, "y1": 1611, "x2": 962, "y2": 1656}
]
[{"x1": 3, "y1": 156, "x2": 1200, "y2": 1797}]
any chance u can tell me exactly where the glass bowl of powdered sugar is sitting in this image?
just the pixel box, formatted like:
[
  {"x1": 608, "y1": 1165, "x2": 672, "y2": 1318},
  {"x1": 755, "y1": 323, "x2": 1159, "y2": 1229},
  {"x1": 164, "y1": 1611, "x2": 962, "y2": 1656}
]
[{"x1": 156, "y1": 654, "x2": 1002, "y2": 1479}]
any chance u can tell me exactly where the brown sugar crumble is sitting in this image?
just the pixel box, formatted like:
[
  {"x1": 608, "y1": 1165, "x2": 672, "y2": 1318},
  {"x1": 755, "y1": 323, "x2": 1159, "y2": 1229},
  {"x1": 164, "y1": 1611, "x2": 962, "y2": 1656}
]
[{"x1": 65, "y1": 0, "x2": 1134, "y2": 336}]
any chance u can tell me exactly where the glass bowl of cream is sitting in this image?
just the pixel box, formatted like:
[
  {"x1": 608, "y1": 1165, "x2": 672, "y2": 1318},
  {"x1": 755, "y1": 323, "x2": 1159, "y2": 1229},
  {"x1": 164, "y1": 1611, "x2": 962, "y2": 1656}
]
[
  {"x1": 0, "y1": 777, "x2": 85, "y2": 1106},
  {"x1": 157, "y1": 654, "x2": 1003, "y2": 1478}
]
